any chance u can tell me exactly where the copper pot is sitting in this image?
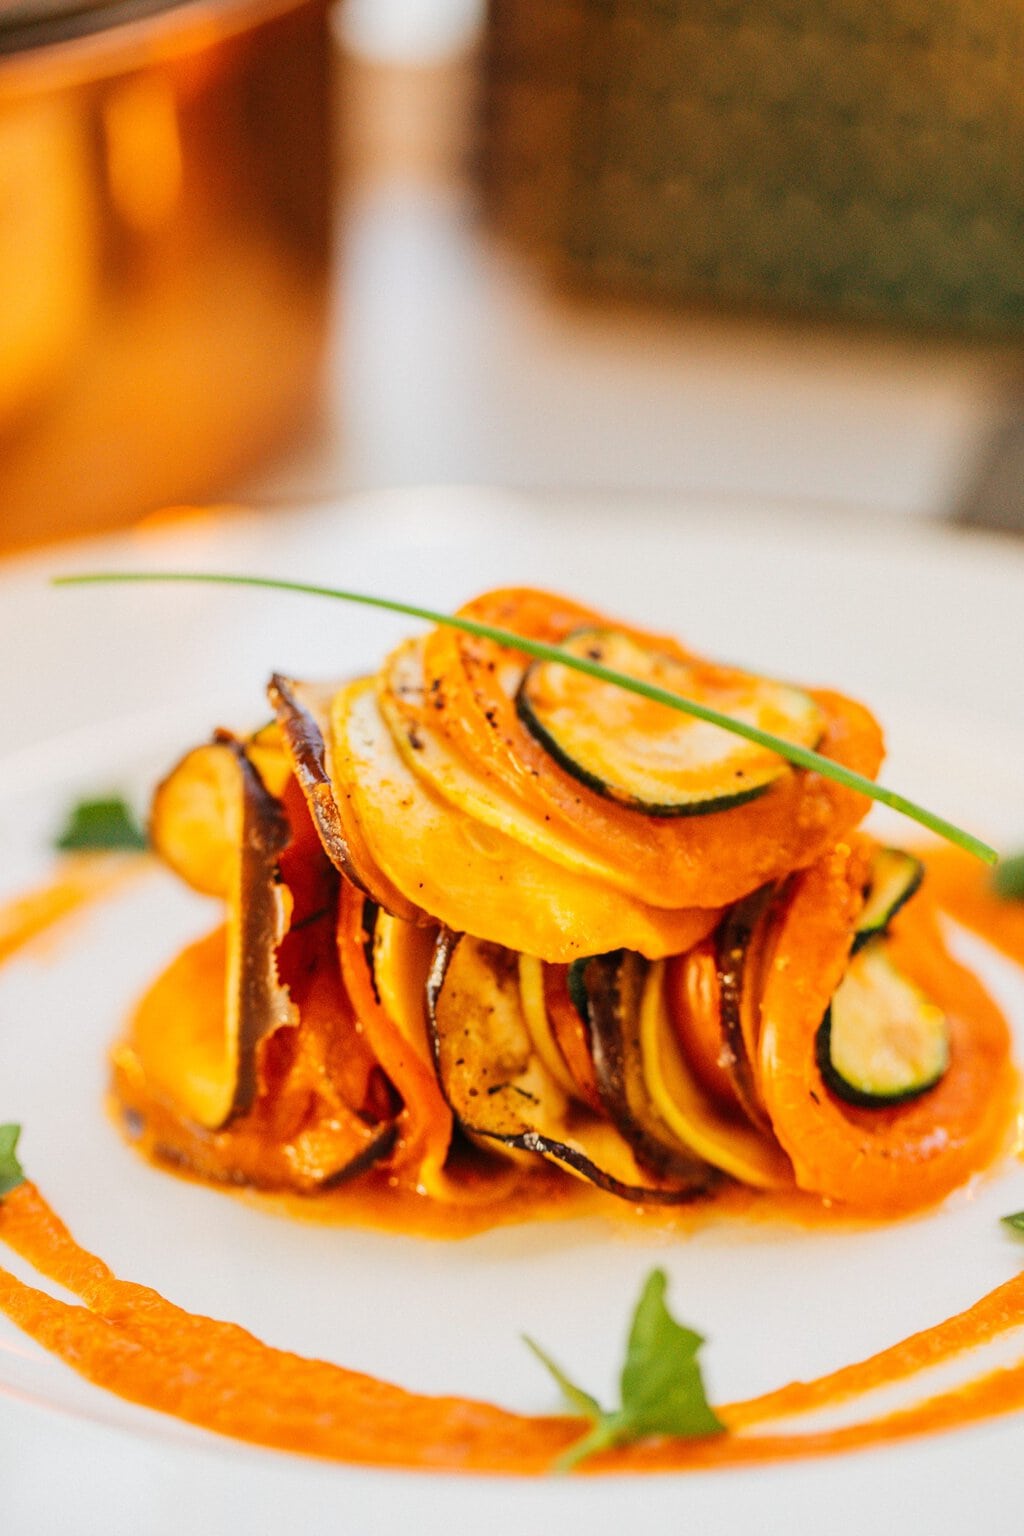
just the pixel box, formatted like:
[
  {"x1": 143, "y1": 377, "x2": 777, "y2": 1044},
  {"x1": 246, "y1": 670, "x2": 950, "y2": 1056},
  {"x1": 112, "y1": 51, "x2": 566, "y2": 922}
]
[{"x1": 0, "y1": 0, "x2": 333, "y2": 550}]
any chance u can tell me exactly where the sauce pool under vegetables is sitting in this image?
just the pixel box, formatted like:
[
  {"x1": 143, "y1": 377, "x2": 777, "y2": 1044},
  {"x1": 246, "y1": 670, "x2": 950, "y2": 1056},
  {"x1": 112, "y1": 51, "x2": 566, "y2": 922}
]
[{"x1": 2, "y1": 852, "x2": 1024, "y2": 1473}]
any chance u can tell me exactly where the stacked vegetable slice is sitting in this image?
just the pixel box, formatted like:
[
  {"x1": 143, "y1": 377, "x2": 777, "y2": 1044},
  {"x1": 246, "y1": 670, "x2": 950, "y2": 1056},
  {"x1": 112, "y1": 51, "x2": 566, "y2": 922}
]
[{"x1": 114, "y1": 589, "x2": 1014, "y2": 1215}]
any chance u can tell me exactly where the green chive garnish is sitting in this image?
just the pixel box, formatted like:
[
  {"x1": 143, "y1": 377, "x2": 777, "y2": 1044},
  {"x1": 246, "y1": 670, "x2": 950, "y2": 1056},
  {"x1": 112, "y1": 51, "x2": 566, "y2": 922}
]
[
  {"x1": 52, "y1": 572, "x2": 997, "y2": 865},
  {"x1": 991, "y1": 853, "x2": 1024, "y2": 902}
]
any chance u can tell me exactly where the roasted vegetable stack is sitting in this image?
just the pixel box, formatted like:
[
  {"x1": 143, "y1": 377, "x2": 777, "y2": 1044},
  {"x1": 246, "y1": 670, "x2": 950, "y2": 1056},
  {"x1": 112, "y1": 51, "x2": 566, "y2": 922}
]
[{"x1": 113, "y1": 589, "x2": 1014, "y2": 1215}]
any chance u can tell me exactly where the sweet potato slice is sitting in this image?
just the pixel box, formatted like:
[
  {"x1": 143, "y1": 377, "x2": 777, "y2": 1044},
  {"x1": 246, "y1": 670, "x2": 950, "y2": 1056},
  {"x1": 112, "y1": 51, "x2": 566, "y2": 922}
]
[
  {"x1": 331, "y1": 677, "x2": 719, "y2": 963},
  {"x1": 380, "y1": 636, "x2": 725, "y2": 917},
  {"x1": 423, "y1": 588, "x2": 885, "y2": 910}
]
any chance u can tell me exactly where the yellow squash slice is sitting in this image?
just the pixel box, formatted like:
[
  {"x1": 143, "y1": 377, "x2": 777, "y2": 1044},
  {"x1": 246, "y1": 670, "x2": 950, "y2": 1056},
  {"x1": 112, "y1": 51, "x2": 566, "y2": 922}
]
[{"x1": 639, "y1": 961, "x2": 793, "y2": 1189}]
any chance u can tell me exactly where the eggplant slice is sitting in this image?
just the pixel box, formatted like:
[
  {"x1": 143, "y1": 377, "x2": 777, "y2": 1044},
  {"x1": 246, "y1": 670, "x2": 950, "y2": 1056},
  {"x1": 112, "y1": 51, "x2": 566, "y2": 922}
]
[
  {"x1": 428, "y1": 933, "x2": 715, "y2": 1202},
  {"x1": 574, "y1": 951, "x2": 717, "y2": 1194},
  {"x1": 144, "y1": 735, "x2": 296, "y2": 1128},
  {"x1": 269, "y1": 673, "x2": 424, "y2": 923},
  {"x1": 137, "y1": 732, "x2": 398, "y2": 1194},
  {"x1": 715, "y1": 886, "x2": 779, "y2": 1132},
  {"x1": 119, "y1": 920, "x2": 398, "y2": 1193}
]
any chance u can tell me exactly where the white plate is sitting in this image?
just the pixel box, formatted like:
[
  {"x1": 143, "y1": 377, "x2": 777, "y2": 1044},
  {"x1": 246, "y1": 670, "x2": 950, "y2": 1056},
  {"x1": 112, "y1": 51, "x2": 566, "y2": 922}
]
[{"x1": 2, "y1": 490, "x2": 1024, "y2": 1536}]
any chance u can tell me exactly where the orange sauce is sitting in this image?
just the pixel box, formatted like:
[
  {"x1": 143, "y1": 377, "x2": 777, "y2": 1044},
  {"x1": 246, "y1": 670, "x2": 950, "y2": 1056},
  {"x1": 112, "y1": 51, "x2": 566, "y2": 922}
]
[
  {"x1": 0, "y1": 854, "x2": 145, "y2": 964},
  {"x1": 919, "y1": 845, "x2": 1024, "y2": 966},
  {"x1": 1, "y1": 851, "x2": 1024, "y2": 1471},
  {"x1": 2, "y1": 1178, "x2": 1024, "y2": 1473}
]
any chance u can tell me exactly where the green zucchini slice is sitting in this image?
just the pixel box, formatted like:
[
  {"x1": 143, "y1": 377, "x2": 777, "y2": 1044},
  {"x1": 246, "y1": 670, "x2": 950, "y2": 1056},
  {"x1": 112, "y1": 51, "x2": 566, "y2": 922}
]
[
  {"x1": 816, "y1": 937, "x2": 950, "y2": 1108},
  {"x1": 854, "y1": 847, "x2": 925, "y2": 952},
  {"x1": 427, "y1": 933, "x2": 713, "y2": 1202},
  {"x1": 378, "y1": 637, "x2": 671, "y2": 900},
  {"x1": 517, "y1": 628, "x2": 824, "y2": 817}
]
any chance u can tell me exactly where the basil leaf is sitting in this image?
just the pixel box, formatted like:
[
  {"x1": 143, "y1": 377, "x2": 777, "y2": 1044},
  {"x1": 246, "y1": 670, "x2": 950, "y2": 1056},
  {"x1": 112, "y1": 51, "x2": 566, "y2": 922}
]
[
  {"x1": 526, "y1": 1267, "x2": 724, "y2": 1471},
  {"x1": 55, "y1": 796, "x2": 146, "y2": 852},
  {"x1": 992, "y1": 854, "x2": 1024, "y2": 902},
  {"x1": 1001, "y1": 1210, "x2": 1024, "y2": 1233},
  {"x1": 618, "y1": 1269, "x2": 725, "y2": 1440},
  {"x1": 522, "y1": 1336, "x2": 602, "y2": 1419},
  {"x1": 0, "y1": 1124, "x2": 25, "y2": 1197}
]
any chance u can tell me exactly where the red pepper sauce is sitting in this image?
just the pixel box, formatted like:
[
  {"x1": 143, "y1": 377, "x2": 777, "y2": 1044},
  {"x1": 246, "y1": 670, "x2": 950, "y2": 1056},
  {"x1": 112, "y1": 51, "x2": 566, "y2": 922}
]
[{"x1": 2, "y1": 1178, "x2": 1024, "y2": 1473}]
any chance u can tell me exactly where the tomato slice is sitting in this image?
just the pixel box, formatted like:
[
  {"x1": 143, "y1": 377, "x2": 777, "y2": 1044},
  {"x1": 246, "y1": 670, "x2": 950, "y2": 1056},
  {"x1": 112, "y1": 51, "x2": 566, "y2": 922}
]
[
  {"x1": 664, "y1": 940, "x2": 741, "y2": 1115},
  {"x1": 541, "y1": 963, "x2": 604, "y2": 1113}
]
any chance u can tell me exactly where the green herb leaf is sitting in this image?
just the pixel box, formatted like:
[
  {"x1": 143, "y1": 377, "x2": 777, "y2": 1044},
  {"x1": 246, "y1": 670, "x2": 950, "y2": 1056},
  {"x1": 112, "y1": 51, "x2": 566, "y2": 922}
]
[
  {"x1": 991, "y1": 853, "x2": 1024, "y2": 902},
  {"x1": 55, "y1": 796, "x2": 146, "y2": 852},
  {"x1": 526, "y1": 1268, "x2": 725, "y2": 1472},
  {"x1": 618, "y1": 1269, "x2": 725, "y2": 1440},
  {"x1": 522, "y1": 1336, "x2": 603, "y2": 1419},
  {"x1": 1000, "y1": 1210, "x2": 1024, "y2": 1233},
  {"x1": 0, "y1": 1125, "x2": 26, "y2": 1197},
  {"x1": 52, "y1": 571, "x2": 997, "y2": 865}
]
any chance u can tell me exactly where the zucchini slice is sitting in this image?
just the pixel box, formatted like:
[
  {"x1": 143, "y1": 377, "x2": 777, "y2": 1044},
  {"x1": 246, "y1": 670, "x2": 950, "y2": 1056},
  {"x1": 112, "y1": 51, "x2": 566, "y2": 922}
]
[
  {"x1": 854, "y1": 847, "x2": 925, "y2": 952},
  {"x1": 517, "y1": 628, "x2": 824, "y2": 817},
  {"x1": 816, "y1": 937, "x2": 950, "y2": 1108},
  {"x1": 428, "y1": 933, "x2": 713, "y2": 1202},
  {"x1": 371, "y1": 908, "x2": 440, "y2": 1072},
  {"x1": 517, "y1": 954, "x2": 580, "y2": 1097},
  {"x1": 379, "y1": 636, "x2": 705, "y2": 907}
]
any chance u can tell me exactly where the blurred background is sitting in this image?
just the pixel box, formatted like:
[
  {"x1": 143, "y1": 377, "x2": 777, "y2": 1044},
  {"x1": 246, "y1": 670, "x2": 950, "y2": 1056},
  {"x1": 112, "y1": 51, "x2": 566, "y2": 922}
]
[{"x1": 3, "y1": 0, "x2": 1024, "y2": 551}]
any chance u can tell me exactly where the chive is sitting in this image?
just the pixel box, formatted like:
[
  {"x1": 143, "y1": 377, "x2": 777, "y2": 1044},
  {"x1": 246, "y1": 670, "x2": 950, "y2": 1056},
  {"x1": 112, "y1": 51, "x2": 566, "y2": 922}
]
[
  {"x1": 991, "y1": 853, "x2": 1024, "y2": 902},
  {"x1": 52, "y1": 572, "x2": 997, "y2": 865}
]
